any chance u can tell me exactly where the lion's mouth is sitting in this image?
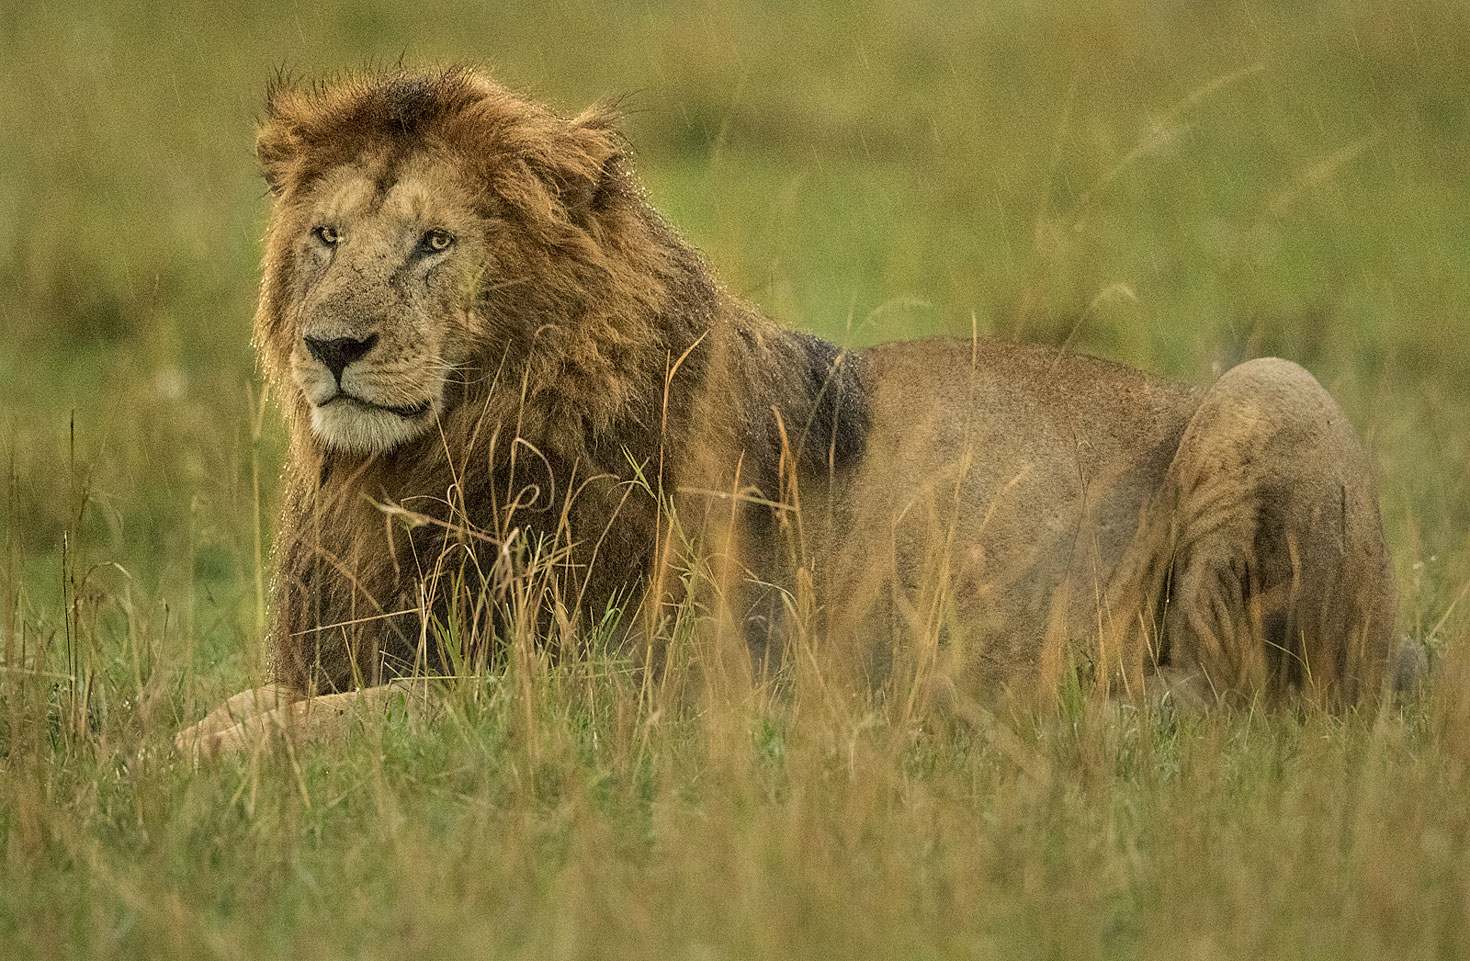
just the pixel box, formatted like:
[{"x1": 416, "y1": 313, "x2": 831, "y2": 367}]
[{"x1": 319, "y1": 392, "x2": 433, "y2": 419}]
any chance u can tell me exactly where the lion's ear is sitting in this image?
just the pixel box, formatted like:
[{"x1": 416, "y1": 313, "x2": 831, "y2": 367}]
[
  {"x1": 543, "y1": 103, "x2": 626, "y2": 217},
  {"x1": 257, "y1": 81, "x2": 306, "y2": 195},
  {"x1": 257, "y1": 126, "x2": 294, "y2": 196}
]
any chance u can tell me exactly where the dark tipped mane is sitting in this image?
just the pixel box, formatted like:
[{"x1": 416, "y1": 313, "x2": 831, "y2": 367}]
[
  {"x1": 257, "y1": 66, "x2": 583, "y2": 196},
  {"x1": 790, "y1": 332, "x2": 869, "y2": 470},
  {"x1": 264, "y1": 63, "x2": 485, "y2": 131}
]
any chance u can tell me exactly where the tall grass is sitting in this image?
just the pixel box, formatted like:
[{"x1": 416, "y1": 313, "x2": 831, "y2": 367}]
[{"x1": 3, "y1": 0, "x2": 1470, "y2": 957}]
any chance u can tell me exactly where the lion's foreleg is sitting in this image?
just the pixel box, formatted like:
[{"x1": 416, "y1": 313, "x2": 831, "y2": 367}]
[
  {"x1": 175, "y1": 679, "x2": 435, "y2": 762},
  {"x1": 174, "y1": 684, "x2": 301, "y2": 754}
]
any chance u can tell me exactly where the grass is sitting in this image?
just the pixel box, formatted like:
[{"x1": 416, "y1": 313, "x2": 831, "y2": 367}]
[{"x1": 3, "y1": 0, "x2": 1470, "y2": 957}]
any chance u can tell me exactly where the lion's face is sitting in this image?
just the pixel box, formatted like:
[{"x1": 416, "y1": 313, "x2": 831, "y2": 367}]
[
  {"x1": 257, "y1": 70, "x2": 652, "y2": 458},
  {"x1": 284, "y1": 153, "x2": 484, "y2": 453}
]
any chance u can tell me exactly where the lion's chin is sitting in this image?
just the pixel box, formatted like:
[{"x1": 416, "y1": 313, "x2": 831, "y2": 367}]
[{"x1": 309, "y1": 398, "x2": 435, "y2": 454}]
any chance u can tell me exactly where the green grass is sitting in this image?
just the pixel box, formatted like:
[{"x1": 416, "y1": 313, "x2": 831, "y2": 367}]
[{"x1": 3, "y1": 0, "x2": 1470, "y2": 957}]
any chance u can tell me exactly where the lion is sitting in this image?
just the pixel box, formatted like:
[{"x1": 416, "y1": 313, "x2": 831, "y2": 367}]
[{"x1": 176, "y1": 67, "x2": 1397, "y2": 756}]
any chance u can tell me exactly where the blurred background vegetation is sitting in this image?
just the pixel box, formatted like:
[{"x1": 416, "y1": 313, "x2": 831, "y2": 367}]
[{"x1": 3, "y1": 1, "x2": 1470, "y2": 957}]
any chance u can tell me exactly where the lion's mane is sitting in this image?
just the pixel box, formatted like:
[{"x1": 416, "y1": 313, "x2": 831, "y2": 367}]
[{"x1": 254, "y1": 67, "x2": 867, "y2": 691}]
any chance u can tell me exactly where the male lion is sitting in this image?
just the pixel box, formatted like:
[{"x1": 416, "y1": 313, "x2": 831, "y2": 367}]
[{"x1": 178, "y1": 67, "x2": 1396, "y2": 755}]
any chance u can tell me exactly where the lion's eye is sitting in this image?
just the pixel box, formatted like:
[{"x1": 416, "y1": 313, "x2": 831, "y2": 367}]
[
  {"x1": 419, "y1": 228, "x2": 455, "y2": 253},
  {"x1": 312, "y1": 225, "x2": 342, "y2": 246}
]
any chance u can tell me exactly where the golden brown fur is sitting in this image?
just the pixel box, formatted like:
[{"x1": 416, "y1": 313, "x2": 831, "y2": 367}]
[{"x1": 178, "y1": 67, "x2": 1397, "y2": 755}]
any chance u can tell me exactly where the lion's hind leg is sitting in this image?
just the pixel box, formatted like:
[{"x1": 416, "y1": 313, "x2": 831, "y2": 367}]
[{"x1": 1153, "y1": 358, "x2": 1394, "y2": 708}]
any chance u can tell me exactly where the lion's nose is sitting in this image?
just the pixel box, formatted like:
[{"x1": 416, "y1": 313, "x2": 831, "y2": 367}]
[{"x1": 304, "y1": 333, "x2": 379, "y2": 383}]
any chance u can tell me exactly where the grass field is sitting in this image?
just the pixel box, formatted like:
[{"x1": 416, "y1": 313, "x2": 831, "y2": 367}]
[{"x1": 4, "y1": 0, "x2": 1470, "y2": 957}]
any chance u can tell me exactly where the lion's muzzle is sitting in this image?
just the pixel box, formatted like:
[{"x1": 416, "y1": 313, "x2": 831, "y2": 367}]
[{"x1": 305, "y1": 332, "x2": 379, "y2": 383}]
